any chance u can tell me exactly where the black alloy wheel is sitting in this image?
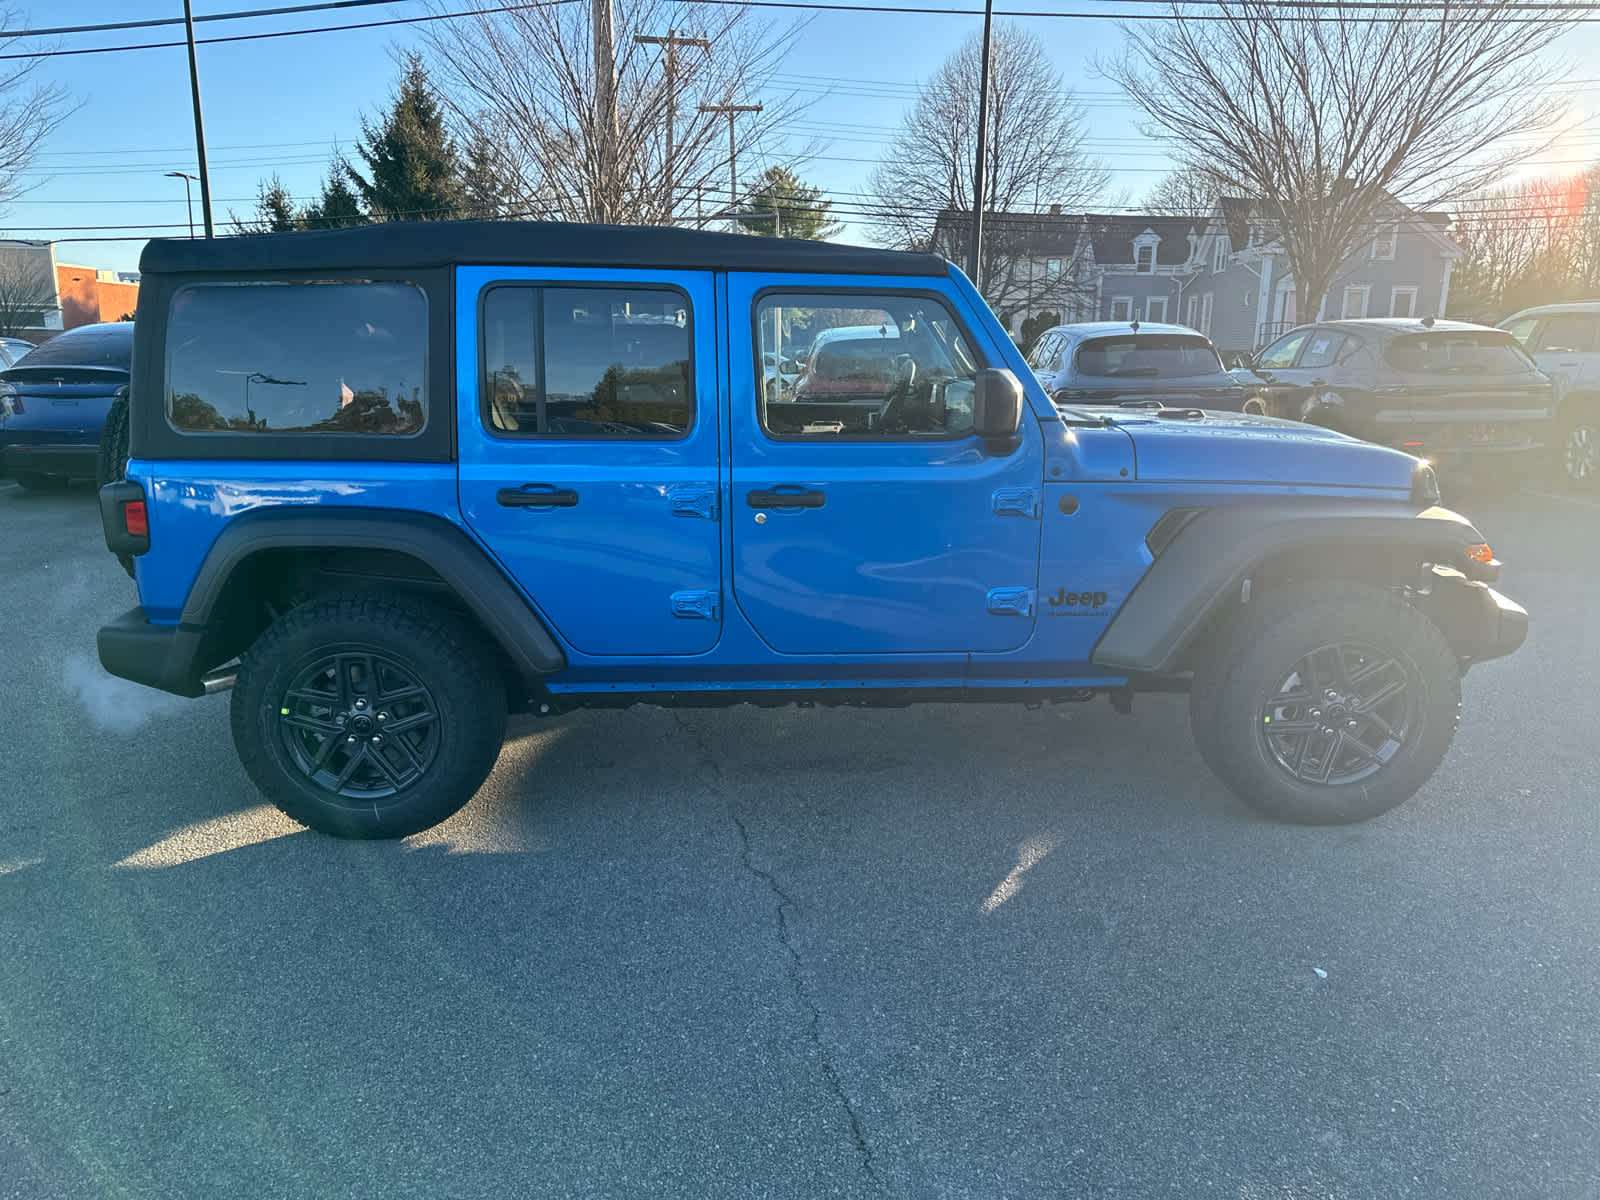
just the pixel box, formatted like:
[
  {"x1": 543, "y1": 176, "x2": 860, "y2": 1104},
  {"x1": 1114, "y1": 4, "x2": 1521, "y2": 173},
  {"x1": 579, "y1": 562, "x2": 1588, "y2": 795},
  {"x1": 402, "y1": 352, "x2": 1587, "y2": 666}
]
[
  {"x1": 1258, "y1": 642, "x2": 1414, "y2": 787},
  {"x1": 278, "y1": 650, "x2": 441, "y2": 800}
]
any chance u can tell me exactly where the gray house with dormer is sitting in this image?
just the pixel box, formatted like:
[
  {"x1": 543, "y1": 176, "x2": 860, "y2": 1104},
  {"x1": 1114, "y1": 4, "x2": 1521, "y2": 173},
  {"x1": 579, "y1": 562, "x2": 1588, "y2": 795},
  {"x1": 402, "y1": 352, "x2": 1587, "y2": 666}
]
[{"x1": 938, "y1": 198, "x2": 1463, "y2": 357}]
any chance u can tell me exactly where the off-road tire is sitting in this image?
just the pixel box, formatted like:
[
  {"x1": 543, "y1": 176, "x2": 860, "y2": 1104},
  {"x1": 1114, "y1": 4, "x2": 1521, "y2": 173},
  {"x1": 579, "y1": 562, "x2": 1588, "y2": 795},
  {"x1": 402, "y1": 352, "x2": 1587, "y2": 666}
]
[
  {"x1": 96, "y1": 396, "x2": 130, "y2": 489},
  {"x1": 231, "y1": 593, "x2": 507, "y2": 838},
  {"x1": 1190, "y1": 581, "x2": 1461, "y2": 825}
]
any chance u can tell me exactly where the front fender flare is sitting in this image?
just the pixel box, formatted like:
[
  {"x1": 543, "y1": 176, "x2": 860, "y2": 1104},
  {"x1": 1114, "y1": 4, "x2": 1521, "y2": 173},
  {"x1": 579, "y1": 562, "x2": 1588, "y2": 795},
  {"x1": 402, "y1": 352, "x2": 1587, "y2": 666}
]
[{"x1": 1091, "y1": 499, "x2": 1492, "y2": 674}]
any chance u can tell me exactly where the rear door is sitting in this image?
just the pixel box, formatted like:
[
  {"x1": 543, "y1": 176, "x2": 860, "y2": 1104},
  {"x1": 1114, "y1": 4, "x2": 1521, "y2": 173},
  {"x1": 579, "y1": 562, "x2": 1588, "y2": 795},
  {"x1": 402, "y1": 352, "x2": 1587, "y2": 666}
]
[
  {"x1": 728, "y1": 275, "x2": 1043, "y2": 655},
  {"x1": 457, "y1": 267, "x2": 723, "y2": 657}
]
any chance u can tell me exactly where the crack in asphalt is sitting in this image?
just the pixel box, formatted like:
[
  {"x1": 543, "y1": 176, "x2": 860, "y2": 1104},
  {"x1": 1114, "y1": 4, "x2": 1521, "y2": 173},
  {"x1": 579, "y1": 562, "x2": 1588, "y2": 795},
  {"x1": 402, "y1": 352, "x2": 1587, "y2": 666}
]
[{"x1": 670, "y1": 710, "x2": 883, "y2": 1193}]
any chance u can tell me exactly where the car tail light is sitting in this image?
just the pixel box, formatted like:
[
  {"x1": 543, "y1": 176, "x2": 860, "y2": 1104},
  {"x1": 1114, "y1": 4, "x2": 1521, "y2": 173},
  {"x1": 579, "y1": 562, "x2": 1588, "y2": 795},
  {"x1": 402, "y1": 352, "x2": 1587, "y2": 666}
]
[{"x1": 123, "y1": 500, "x2": 148, "y2": 538}]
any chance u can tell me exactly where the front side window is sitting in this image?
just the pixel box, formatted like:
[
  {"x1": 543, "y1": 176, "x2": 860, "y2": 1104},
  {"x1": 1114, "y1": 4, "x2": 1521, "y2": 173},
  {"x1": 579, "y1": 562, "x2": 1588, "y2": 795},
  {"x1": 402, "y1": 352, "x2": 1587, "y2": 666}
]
[
  {"x1": 481, "y1": 285, "x2": 691, "y2": 438},
  {"x1": 756, "y1": 293, "x2": 981, "y2": 439},
  {"x1": 1532, "y1": 314, "x2": 1599, "y2": 354},
  {"x1": 1501, "y1": 316, "x2": 1539, "y2": 346},
  {"x1": 1257, "y1": 330, "x2": 1309, "y2": 369},
  {"x1": 1074, "y1": 333, "x2": 1223, "y2": 379},
  {"x1": 167, "y1": 281, "x2": 426, "y2": 434}
]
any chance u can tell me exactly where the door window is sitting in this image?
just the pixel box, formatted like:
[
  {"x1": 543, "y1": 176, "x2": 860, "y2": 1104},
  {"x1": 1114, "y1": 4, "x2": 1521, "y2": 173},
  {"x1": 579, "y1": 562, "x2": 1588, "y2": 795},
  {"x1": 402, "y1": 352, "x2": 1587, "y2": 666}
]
[
  {"x1": 480, "y1": 285, "x2": 692, "y2": 438},
  {"x1": 1532, "y1": 314, "x2": 1600, "y2": 354},
  {"x1": 1257, "y1": 330, "x2": 1309, "y2": 369},
  {"x1": 1501, "y1": 316, "x2": 1539, "y2": 346},
  {"x1": 1297, "y1": 331, "x2": 1345, "y2": 369},
  {"x1": 755, "y1": 293, "x2": 981, "y2": 439}
]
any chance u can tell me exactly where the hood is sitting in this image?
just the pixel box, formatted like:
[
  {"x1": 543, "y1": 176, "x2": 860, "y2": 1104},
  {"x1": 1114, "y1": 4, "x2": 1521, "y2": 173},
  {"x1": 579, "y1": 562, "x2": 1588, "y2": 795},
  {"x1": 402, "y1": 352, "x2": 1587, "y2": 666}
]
[{"x1": 1068, "y1": 407, "x2": 1418, "y2": 489}]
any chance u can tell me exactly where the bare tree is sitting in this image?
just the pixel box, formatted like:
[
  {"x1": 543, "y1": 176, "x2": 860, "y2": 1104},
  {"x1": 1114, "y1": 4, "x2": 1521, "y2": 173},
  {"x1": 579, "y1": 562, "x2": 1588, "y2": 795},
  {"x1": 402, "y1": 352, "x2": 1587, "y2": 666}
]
[
  {"x1": 0, "y1": 247, "x2": 55, "y2": 337},
  {"x1": 1144, "y1": 163, "x2": 1224, "y2": 218},
  {"x1": 1450, "y1": 167, "x2": 1600, "y2": 319},
  {"x1": 1106, "y1": 0, "x2": 1576, "y2": 322},
  {"x1": 868, "y1": 23, "x2": 1108, "y2": 311},
  {"x1": 0, "y1": 12, "x2": 69, "y2": 218},
  {"x1": 417, "y1": 0, "x2": 808, "y2": 225}
]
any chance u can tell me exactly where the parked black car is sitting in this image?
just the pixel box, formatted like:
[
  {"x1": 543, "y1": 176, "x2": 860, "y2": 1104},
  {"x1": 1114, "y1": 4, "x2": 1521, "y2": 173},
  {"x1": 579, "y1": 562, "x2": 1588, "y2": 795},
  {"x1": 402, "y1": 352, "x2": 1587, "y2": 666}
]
[
  {"x1": 1232, "y1": 318, "x2": 1553, "y2": 473},
  {"x1": 1026, "y1": 321, "x2": 1246, "y2": 411}
]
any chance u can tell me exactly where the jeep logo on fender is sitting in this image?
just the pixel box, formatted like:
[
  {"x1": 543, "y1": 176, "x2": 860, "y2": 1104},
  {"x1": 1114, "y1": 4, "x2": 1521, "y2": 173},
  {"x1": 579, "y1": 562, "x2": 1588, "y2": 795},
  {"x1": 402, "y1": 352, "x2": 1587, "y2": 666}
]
[{"x1": 1046, "y1": 587, "x2": 1109, "y2": 610}]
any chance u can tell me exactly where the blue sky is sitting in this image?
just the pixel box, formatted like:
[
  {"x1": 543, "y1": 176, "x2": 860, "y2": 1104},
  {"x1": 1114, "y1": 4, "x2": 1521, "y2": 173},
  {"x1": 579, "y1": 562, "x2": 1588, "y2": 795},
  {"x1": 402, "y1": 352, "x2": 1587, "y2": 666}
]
[{"x1": 9, "y1": 1, "x2": 1600, "y2": 276}]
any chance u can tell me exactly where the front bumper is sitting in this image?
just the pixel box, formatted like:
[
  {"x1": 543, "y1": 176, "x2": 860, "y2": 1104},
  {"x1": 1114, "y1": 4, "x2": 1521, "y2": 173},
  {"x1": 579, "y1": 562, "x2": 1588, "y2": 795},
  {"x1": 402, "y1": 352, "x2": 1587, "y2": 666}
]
[
  {"x1": 1414, "y1": 569, "x2": 1528, "y2": 666},
  {"x1": 97, "y1": 607, "x2": 207, "y2": 698}
]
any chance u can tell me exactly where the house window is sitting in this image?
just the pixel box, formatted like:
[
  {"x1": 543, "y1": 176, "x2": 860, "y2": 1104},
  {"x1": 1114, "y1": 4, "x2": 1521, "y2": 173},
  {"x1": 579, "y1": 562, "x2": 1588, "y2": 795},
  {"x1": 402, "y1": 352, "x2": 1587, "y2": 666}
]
[
  {"x1": 1135, "y1": 245, "x2": 1154, "y2": 274},
  {"x1": 1186, "y1": 294, "x2": 1201, "y2": 329},
  {"x1": 1045, "y1": 258, "x2": 1062, "y2": 279},
  {"x1": 1389, "y1": 286, "x2": 1419, "y2": 319},
  {"x1": 1212, "y1": 238, "x2": 1227, "y2": 273},
  {"x1": 1146, "y1": 296, "x2": 1167, "y2": 323},
  {"x1": 1200, "y1": 292, "x2": 1214, "y2": 335},
  {"x1": 1110, "y1": 296, "x2": 1134, "y2": 322},
  {"x1": 1372, "y1": 225, "x2": 1397, "y2": 261},
  {"x1": 1341, "y1": 285, "x2": 1371, "y2": 319}
]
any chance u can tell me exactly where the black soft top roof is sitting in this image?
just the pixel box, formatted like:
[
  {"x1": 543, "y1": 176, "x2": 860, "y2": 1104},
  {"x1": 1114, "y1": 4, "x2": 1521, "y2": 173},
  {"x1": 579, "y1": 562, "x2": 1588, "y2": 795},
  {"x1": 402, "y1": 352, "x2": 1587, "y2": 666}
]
[{"x1": 139, "y1": 218, "x2": 951, "y2": 277}]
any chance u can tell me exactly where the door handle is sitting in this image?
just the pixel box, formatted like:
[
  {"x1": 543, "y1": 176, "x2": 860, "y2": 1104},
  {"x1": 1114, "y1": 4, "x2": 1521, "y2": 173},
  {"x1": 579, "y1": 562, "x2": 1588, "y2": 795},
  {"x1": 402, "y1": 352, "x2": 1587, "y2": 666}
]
[
  {"x1": 497, "y1": 485, "x2": 579, "y2": 508},
  {"x1": 746, "y1": 488, "x2": 826, "y2": 509}
]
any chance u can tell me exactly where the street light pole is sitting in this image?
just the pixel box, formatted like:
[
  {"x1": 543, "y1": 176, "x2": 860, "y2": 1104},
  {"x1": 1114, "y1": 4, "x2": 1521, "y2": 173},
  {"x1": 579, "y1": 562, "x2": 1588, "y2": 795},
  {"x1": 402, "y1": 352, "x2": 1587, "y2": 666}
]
[
  {"x1": 165, "y1": 171, "x2": 198, "y2": 238},
  {"x1": 181, "y1": 0, "x2": 215, "y2": 238},
  {"x1": 967, "y1": 0, "x2": 996, "y2": 286}
]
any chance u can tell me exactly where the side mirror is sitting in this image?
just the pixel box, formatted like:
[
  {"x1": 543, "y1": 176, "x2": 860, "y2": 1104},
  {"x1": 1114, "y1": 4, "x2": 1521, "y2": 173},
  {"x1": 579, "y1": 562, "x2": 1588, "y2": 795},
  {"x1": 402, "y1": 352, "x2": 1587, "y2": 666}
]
[{"x1": 973, "y1": 367, "x2": 1023, "y2": 453}]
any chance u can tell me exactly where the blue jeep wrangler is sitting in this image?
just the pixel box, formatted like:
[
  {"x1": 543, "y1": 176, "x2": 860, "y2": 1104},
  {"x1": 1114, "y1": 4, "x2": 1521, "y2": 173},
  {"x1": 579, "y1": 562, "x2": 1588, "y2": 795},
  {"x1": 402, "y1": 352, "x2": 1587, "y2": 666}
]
[{"x1": 96, "y1": 221, "x2": 1526, "y2": 838}]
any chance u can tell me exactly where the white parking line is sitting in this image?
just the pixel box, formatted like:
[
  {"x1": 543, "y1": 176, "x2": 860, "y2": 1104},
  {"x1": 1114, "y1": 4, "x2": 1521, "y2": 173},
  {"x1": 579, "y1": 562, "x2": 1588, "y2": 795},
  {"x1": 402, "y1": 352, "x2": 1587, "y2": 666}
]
[{"x1": 1524, "y1": 487, "x2": 1600, "y2": 511}]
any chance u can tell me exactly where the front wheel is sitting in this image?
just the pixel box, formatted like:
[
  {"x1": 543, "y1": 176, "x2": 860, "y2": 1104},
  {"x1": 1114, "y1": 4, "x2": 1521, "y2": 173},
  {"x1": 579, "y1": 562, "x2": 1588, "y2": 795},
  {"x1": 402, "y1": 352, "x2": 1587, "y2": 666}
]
[
  {"x1": 1190, "y1": 582, "x2": 1461, "y2": 825},
  {"x1": 1557, "y1": 399, "x2": 1600, "y2": 488},
  {"x1": 230, "y1": 594, "x2": 507, "y2": 838}
]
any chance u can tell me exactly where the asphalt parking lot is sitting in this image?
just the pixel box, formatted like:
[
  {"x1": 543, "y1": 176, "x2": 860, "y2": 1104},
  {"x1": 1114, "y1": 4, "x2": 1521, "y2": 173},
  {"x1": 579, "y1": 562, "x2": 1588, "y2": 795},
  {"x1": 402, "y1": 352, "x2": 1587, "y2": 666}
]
[{"x1": 2, "y1": 478, "x2": 1597, "y2": 1199}]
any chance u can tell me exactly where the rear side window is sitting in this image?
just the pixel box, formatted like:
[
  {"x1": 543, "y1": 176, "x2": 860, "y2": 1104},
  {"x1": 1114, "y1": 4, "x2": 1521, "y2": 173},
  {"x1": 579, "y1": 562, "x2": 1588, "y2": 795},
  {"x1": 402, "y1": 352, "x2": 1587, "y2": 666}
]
[
  {"x1": 481, "y1": 285, "x2": 692, "y2": 438},
  {"x1": 166, "y1": 282, "x2": 426, "y2": 434},
  {"x1": 1297, "y1": 332, "x2": 1346, "y2": 369},
  {"x1": 1073, "y1": 334, "x2": 1223, "y2": 379},
  {"x1": 1385, "y1": 331, "x2": 1534, "y2": 375}
]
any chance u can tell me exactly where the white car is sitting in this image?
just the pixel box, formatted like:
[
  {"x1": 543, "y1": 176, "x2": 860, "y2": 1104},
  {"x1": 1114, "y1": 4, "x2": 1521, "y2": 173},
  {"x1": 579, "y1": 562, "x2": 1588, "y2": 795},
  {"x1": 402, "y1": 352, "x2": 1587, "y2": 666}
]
[{"x1": 1501, "y1": 302, "x2": 1600, "y2": 485}]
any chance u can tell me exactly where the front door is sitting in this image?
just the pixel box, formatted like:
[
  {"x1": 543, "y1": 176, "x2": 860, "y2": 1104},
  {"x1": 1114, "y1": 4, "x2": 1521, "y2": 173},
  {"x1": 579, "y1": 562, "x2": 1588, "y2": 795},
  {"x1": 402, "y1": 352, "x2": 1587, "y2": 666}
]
[
  {"x1": 457, "y1": 267, "x2": 722, "y2": 656},
  {"x1": 728, "y1": 276, "x2": 1044, "y2": 655}
]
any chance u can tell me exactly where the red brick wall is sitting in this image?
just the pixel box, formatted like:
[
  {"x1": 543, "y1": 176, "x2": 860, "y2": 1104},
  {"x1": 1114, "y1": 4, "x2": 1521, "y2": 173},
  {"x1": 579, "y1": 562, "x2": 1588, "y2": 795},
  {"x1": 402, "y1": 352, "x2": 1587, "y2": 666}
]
[{"x1": 55, "y1": 265, "x2": 140, "y2": 329}]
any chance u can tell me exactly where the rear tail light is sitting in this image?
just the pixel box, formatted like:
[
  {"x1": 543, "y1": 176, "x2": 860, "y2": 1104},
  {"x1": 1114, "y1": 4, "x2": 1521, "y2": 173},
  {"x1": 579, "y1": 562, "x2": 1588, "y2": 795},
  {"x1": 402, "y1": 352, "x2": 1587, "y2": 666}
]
[{"x1": 123, "y1": 500, "x2": 148, "y2": 538}]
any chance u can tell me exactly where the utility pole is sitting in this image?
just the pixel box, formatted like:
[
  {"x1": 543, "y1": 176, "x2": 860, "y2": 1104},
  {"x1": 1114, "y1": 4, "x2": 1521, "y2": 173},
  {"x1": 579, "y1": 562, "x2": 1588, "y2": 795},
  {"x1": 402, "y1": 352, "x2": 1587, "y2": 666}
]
[
  {"x1": 698, "y1": 102, "x2": 761, "y2": 233},
  {"x1": 181, "y1": 0, "x2": 215, "y2": 238},
  {"x1": 593, "y1": 0, "x2": 620, "y2": 222},
  {"x1": 967, "y1": 0, "x2": 996, "y2": 284},
  {"x1": 635, "y1": 30, "x2": 710, "y2": 224}
]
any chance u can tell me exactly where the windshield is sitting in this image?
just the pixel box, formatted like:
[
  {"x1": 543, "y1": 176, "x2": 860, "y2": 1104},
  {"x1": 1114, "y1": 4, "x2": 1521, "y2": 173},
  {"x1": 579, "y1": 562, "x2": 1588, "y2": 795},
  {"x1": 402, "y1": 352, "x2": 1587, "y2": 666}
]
[
  {"x1": 1074, "y1": 334, "x2": 1223, "y2": 379},
  {"x1": 1384, "y1": 330, "x2": 1534, "y2": 375}
]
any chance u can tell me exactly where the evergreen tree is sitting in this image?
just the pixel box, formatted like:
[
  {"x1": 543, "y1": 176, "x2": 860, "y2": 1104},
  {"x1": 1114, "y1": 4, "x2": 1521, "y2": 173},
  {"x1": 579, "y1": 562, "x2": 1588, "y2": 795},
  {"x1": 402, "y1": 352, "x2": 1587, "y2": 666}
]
[
  {"x1": 460, "y1": 120, "x2": 523, "y2": 220},
  {"x1": 231, "y1": 176, "x2": 299, "y2": 234},
  {"x1": 738, "y1": 167, "x2": 840, "y2": 241},
  {"x1": 302, "y1": 159, "x2": 368, "y2": 229},
  {"x1": 349, "y1": 54, "x2": 464, "y2": 221}
]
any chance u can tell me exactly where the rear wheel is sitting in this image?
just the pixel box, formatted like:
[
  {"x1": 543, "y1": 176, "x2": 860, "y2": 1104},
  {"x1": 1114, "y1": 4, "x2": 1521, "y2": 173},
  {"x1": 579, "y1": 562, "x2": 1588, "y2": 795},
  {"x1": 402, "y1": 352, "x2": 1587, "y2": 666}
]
[
  {"x1": 231, "y1": 594, "x2": 507, "y2": 838},
  {"x1": 1558, "y1": 399, "x2": 1600, "y2": 488},
  {"x1": 1191, "y1": 581, "x2": 1460, "y2": 825}
]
